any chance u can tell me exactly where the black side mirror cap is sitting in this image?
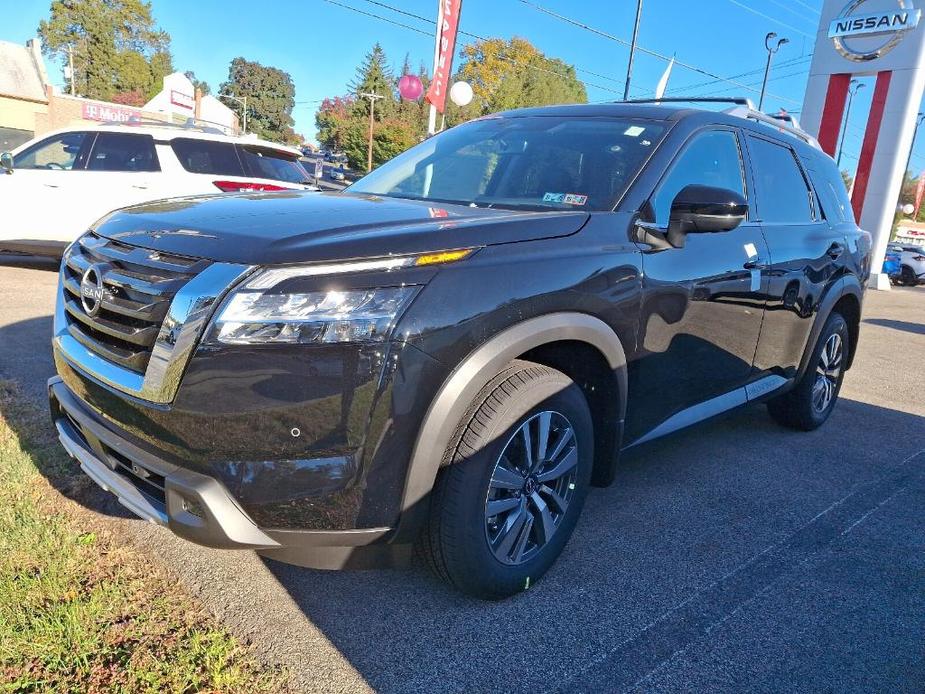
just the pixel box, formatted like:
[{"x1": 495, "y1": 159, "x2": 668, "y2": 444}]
[{"x1": 667, "y1": 184, "x2": 748, "y2": 248}]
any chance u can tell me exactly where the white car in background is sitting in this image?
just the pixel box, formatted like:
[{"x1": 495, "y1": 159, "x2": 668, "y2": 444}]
[
  {"x1": 888, "y1": 242, "x2": 925, "y2": 286},
  {"x1": 0, "y1": 121, "x2": 319, "y2": 257}
]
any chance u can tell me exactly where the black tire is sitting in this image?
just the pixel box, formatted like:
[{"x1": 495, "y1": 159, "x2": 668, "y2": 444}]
[
  {"x1": 900, "y1": 265, "x2": 917, "y2": 286},
  {"x1": 420, "y1": 360, "x2": 593, "y2": 600},
  {"x1": 767, "y1": 311, "x2": 849, "y2": 431}
]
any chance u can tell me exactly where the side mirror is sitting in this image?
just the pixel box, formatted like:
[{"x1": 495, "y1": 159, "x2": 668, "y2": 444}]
[
  {"x1": 667, "y1": 184, "x2": 747, "y2": 248},
  {"x1": 0, "y1": 152, "x2": 12, "y2": 175}
]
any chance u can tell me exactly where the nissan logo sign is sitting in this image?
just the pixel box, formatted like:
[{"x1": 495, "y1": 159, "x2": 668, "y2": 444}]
[
  {"x1": 829, "y1": 0, "x2": 922, "y2": 62},
  {"x1": 80, "y1": 264, "x2": 107, "y2": 317}
]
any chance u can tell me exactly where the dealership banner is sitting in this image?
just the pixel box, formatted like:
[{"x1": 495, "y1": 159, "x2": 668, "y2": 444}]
[{"x1": 426, "y1": 0, "x2": 463, "y2": 113}]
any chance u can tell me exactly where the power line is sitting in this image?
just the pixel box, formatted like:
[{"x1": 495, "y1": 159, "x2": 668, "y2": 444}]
[
  {"x1": 664, "y1": 55, "x2": 812, "y2": 97},
  {"x1": 761, "y1": 0, "x2": 820, "y2": 25},
  {"x1": 326, "y1": 0, "x2": 625, "y2": 95},
  {"x1": 518, "y1": 0, "x2": 801, "y2": 104},
  {"x1": 357, "y1": 0, "x2": 627, "y2": 92},
  {"x1": 785, "y1": 0, "x2": 821, "y2": 16},
  {"x1": 721, "y1": 0, "x2": 816, "y2": 39}
]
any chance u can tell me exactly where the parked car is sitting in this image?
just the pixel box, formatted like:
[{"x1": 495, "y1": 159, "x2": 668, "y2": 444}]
[
  {"x1": 328, "y1": 167, "x2": 346, "y2": 181},
  {"x1": 0, "y1": 121, "x2": 317, "y2": 257},
  {"x1": 48, "y1": 99, "x2": 870, "y2": 600},
  {"x1": 883, "y1": 247, "x2": 903, "y2": 279},
  {"x1": 887, "y1": 242, "x2": 925, "y2": 285}
]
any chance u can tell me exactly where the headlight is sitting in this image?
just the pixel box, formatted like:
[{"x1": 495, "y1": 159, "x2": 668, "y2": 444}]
[{"x1": 213, "y1": 284, "x2": 418, "y2": 345}]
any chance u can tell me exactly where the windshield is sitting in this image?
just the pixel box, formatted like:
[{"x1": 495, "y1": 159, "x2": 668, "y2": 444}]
[{"x1": 350, "y1": 116, "x2": 666, "y2": 211}]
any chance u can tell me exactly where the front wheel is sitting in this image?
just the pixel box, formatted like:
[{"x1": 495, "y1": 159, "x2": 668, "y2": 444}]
[
  {"x1": 767, "y1": 311, "x2": 849, "y2": 431},
  {"x1": 420, "y1": 360, "x2": 593, "y2": 600}
]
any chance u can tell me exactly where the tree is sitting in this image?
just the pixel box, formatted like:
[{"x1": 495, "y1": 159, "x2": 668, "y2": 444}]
[
  {"x1": 349, "y1": 43, "x2": 396, "y2": 118},
  {"x1": 455, "y1": 38, "x2": 587, "y2": 120},
  {"x1": 219, "y1": 57, "x2": 298, "y2": 144},
  {"x1": 184, "y1": 70, "x2": 211, "y2": 96},
  {"x1": 38, "y1": 0, "x2": 173, "y2": 101}
]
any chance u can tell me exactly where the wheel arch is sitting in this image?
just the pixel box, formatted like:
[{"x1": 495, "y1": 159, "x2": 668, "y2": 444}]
[
  {"x1": 797, "y1": 275, "x2": 863, "y2": 379},
  {"x1": 392, "y1": 313, "x2": 627, "y2": 543}
]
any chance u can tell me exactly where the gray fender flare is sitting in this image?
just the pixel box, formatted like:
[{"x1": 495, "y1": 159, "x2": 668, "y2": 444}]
[{"x1": 393, "y1": 312, "x2": 627, "y2": 542}]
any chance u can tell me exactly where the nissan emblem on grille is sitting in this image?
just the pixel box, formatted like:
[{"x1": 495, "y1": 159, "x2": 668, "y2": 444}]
[{"x1": 79, "y1": 264, "x2": 106, "y2": 317}]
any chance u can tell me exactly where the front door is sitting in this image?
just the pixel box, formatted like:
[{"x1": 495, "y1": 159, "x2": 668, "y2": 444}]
[{"x1": 626, "y1": 128, "x2": 769, "y2": 443}]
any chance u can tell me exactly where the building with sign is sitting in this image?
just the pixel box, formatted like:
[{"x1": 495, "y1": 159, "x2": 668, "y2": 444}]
[
  {"x1": 0, "y1": 43, "x2": 239, "y2": 146},
  {"x1": 801, "y1": 0, "x2": 925, "y2": 289}
]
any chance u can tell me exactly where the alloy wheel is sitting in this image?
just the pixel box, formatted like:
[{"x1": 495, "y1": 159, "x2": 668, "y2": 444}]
[
  {"x1": 812, "y1": 332, "x2": 843, "y2": 413},
  {"x1": 484, "y1": 410, "x2": 579, "y2": 566}
]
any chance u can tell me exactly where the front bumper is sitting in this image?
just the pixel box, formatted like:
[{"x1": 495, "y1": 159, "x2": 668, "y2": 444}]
[{"x1": 49, "y1": 377, "x2": 407, "y2": 568}]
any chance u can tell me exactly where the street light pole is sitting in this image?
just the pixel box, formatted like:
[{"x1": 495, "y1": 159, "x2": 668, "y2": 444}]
[
  {"x1": 360, "y1": 92, "x2": 383, "y2": 172},
  {"x1": 759, "y1": 32, "x2": 789, "y2": 111},
  {"x1": 901, "y1": 111, "x2": 925, "y2": 178},
  {"x1": 218, "y1": 93, "x2": 247, "y2": 134},
  {"x1": 623, "y1": 0, "x2": 643, "y2": 101},
  {"x1": 836, "y1": 80, "x2": 865, "y2": 168}
]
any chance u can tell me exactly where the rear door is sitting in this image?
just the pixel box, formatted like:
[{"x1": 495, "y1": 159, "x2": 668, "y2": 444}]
[
  {"x1": 627, "y1": 127, "x2": 770, "y2": 443},
  {"x1": 743, "y1": 134, "x2": 848, "y2": 380}
]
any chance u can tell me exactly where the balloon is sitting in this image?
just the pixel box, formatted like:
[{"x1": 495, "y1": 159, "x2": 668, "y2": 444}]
[
  {"x1": 903, "y1": 203, "x2": 915, "y2": 216},
  {"x1": 398, "y1": 74, "x2": 423, "y2": 101},
  {"x1": 449, "y1": 80, "x2": 473, "y2": 107}
]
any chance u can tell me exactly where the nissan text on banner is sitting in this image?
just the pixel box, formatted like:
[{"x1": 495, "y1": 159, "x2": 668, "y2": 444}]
[{"x1": 426, "y1": 0, "x2": 463, "y2": 133}]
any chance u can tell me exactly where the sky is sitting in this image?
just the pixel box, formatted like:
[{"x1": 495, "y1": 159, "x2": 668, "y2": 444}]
[{"x1": 6, "y1": 0, "x2": 925, "y2": 176}]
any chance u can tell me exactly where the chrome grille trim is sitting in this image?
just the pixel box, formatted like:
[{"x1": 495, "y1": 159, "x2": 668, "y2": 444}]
[{"x1": 54, "y1": 233, "x2": 252, "y2": 404}]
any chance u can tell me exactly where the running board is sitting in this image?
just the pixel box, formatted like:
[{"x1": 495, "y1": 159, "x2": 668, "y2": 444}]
[{"x1": 629, "y1": 375, "x2": 790, "y2": 447}]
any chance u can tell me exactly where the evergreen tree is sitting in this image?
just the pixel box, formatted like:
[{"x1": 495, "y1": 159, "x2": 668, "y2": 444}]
[{"x1": 349, "y1": 43, "x2": 396, "y2": 119}]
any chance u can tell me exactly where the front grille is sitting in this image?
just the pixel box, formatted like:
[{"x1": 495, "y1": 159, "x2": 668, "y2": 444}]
[{"x1": 62, "y1": 232, "x2": 209, "y2": 375}]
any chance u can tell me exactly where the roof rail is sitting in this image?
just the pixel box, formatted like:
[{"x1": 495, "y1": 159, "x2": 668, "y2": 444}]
[
  {"x1": 722, "y1": 105, "x2": 821, "y2": 150},
  {"x1": 98, "y1": 116, "x2": 227, "y2": 135},
  {"x1": 621, "y1": 96, "x2": 757, "y2": 108}
]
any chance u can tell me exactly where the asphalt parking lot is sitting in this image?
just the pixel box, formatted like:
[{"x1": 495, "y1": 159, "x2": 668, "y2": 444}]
[{"x1": 0, "y1": 261, "x2": 922, "y2": 693}]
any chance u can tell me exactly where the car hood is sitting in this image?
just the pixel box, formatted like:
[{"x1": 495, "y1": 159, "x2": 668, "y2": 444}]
[{"x1": 92, "y1": 191, "x2": 590, "y2": 264}]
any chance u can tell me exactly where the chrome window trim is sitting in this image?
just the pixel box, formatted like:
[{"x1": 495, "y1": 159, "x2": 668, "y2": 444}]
[{"x1": 54, "y1": 260, "x2": 253, "y2": 404}]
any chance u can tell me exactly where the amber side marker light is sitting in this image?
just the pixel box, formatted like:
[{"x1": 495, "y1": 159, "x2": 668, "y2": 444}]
[{"x1": 414, "y1": 248, "x2": 475, "y2": 266}]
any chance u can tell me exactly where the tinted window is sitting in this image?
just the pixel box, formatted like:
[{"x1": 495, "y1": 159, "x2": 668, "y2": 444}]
[
  {"x1": 351, "y1": 117, "x2": 666, "y2": 211},
  {"x1": 15, "y1": 132, "x2": 90, "y2": 170},
  {"x1": 747, "y1": 136, "x2": 813, "y2": 224},
  {"x1": 239, "y1": 146, "x2": 309, "y2": 183},
  {"x1": 652, "y1": 130, "x2": 746, "y2": 226},
  {"x1": 810, "y1": 160, "x2": 853, "y2": 224},
  {"x1": 170, "y1": 138, "x2": 244, "y2": 176},
  {"x1": 87, "y1": 132, "x2": 159, "y2": 172}
]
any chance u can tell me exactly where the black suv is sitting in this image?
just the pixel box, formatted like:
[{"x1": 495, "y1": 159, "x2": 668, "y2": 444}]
[{"x1": 49, "y1": 100, "x2": 871, "y2": 599}]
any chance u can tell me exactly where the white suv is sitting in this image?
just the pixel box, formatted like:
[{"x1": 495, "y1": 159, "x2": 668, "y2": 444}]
[
  {"x1": 888, "y1": 242, "x2": 925, "y2": 286},
  {"x1": 0, "y1": 122, "x2": 318, "y2": 257}
]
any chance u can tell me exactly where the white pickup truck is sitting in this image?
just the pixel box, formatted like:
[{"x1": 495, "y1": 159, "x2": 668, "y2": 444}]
[{"x1": 0, "y1": 121, "x2": 318, "y2": 257}]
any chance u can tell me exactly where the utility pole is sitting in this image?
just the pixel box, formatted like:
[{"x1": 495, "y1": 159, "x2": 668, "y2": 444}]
[
  {"x1": 218, "y1": 93, "x2": 247, "y2": 134},
  {"x1": 67, "y1": 44, "x2": 75, "y2": 96},
  {"x1": 901, "y1": 111, "x2": 925, "y2": 178},
  {"x1": 624, "y1": 0, "x2": 643, "y2": 101},
  {"x1": 759, "y1": 32, "x2": 789, "y2": 111},
  {"x1": 361, "y1": 92, "x2": 383, "y2": 172},
  {"x1": 836, "y1": 80, "x2": 865, "y2": 167}
]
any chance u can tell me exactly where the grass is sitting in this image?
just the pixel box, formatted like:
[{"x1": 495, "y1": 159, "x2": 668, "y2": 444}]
[{"x1": 0, "y1": 380, "x2": 289, "y2": 693}]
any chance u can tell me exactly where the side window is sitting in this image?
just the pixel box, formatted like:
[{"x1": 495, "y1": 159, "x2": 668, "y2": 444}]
[
  {"x1": 87, "y1": 133, "x2": 159, "y2": 172},
  {"x1": 747, "y1": 136, "x2": 814, "y2": 224},
  {"x1": 14, "y1": 132, "x2": 90, "y2": 170},
  {"x1": 170, "y1": 138, "x2": 245, "y2": 176},
  {"x1": 652, "y1": 130, "x2": 746, "y2": 226}
]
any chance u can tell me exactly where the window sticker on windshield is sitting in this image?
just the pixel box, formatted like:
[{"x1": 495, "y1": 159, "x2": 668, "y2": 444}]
[
  {"x1": 624, "y1": 125, "x2": 646, "y2": 137},
  {"x1": 543, "y1": 192, "x2": 588, "y2": 205}
]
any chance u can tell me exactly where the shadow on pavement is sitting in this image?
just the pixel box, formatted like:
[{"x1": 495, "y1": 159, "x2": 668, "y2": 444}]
[
  {"x1": 863, "y1": 317, "x2": 925, "y2": 336},
  {"x1": 0, "y1": 255, "x2": 60, "y2": 272}
]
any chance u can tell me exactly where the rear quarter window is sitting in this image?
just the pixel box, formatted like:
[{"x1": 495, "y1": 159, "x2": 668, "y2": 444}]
[
  {"x1": 170, "y1": 138, "x2": 245, "y2": 176},
  {"x1": 238, "y1": 146, "x2": 308, "y2": 183}
]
